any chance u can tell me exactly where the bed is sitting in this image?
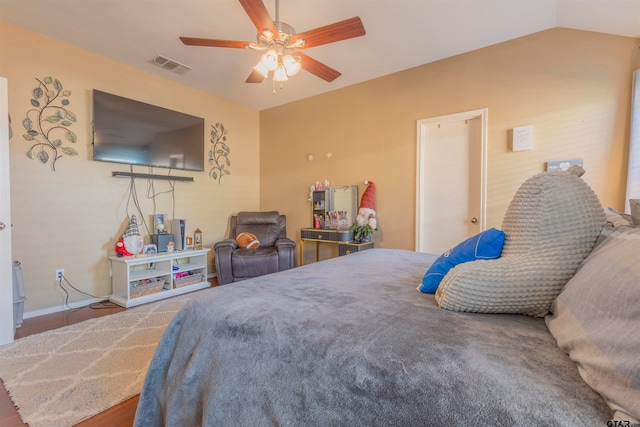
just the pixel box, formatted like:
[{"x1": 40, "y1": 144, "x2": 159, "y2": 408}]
[
  {"x1": 134, "y1": 168, "x2": 640, "y2": 426},
  {"x1": 133, "y1": 248, "x2": 613, "y2": 426}
]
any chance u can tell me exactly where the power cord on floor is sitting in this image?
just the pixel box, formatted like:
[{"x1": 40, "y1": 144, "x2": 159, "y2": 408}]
[
  {"x1": 88, "y1": 300, "x2": 121, "y2": 309},
  {"x1": 57, "y1": 274, "x2": 115, "y2": 310}
]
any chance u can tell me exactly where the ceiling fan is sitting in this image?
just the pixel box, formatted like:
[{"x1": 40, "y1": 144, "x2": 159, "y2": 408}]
[{"x1": 179, "y1": 0, "x2": 366, "y2": 84}]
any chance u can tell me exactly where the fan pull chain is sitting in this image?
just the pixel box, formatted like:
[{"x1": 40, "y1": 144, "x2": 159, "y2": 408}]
[{"x1": 271, "y1": 79, "x2": 285, "y2": 95}]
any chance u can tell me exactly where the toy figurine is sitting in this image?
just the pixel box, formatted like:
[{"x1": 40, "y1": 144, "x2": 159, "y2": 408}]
[{"x1": 115, "y1": 237, "x2": 132, "y2": 257}]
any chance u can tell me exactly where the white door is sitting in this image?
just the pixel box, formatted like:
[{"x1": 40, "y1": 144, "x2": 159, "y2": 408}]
[
  {"x1": 416, "y1": 109, "x2": 487, "y2": 254},
  {"x1": 0, "y1": 77, "x2": 14, "y2": 345}
]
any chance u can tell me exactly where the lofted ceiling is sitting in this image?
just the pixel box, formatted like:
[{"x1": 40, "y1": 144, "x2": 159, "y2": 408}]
[{"x1": 0, "y1": 0, "x2": 638, "y2": 111}]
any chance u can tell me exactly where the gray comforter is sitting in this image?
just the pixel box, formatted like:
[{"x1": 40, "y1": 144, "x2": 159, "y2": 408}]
[{"x1": 134, "y1": 248, "x2": 610, "y2": 426}]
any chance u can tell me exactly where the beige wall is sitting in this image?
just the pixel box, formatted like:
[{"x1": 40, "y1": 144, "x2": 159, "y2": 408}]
[
  {"x1": 1, "y1": 22, "x2": 261, "y2": 314},
  {"x1": 3, "y1": 22, "x2": 639, "y2": 313},
  {"x1": 261, "y1": 28, "x2": 640, "y2": 262}
]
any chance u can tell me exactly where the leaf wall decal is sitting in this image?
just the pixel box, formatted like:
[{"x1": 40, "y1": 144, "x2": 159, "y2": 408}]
[
  {"x1": 208, "y1": 122, "x2": 232, "y2": 184},
  {"x1": 66, "y1": 130, "x2": 77, "y2": 143},
  {"x1": 60, "y1": 146, "x2": 78, "y2": 155},
  {"x1": 23, "y1": 76, "x2": 80, "y2": 171},
  {"x1": 38, "y1": 150, "x2": 49, "y2": 163}
]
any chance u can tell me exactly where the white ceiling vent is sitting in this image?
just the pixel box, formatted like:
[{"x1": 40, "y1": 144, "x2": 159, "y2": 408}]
[{"x1": 151, "y1": 55, "x2": 192, "y2": 75}]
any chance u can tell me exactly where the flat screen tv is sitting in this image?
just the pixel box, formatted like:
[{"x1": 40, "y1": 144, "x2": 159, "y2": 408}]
[{"x1": 92, "y1": 90, "x2": 204, "y2": 171}]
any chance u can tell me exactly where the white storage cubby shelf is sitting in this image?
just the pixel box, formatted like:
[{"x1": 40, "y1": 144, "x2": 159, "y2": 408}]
[{"x1": 109, "y1": 248, "x2": 210, "y2": 308}]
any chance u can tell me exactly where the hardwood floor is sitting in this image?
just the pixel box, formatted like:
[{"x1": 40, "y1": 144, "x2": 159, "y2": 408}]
[{"x1": 0, "y1": 279, "x2": 217, "y2": 427}]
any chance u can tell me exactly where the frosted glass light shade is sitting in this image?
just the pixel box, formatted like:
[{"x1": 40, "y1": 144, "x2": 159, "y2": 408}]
[
  {"x1": 253, "y1": 61, "x2": 269, "y2": 78},
  {"x1": 283, "y1": 54, "x2": 301, "y2": 76},
  {"x1": 273, "y1": 65, "x2": 288, "y2": 82},
  {"x1": 261, "y1": 50, "x2": 279, "y2": 71}
]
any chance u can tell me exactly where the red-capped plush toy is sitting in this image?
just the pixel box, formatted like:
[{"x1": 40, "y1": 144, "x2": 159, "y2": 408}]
[
  {"x1": 115, "y1": 237, "x2": 133, "y2": 257},
  {"x1": 356, "y1": 180, "x2": 377, "y2": 230}
]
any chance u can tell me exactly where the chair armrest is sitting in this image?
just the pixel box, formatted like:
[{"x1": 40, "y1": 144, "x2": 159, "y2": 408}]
[
  {"x1": 214, "y1": 238, "x2": 238, "y2": 251},
  {"x1": 275, "y1": 238, "x2": 296, "y2": 249},
  {"x1": 214, "y1": 239, "x2": 237, "y2": 285},
  {"x1": 275, "y1": 238, "x2": 296, "y2": 270}
]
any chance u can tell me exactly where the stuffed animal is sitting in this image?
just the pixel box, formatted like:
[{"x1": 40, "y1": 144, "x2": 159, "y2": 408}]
[
  {"x1": 116, "y1": 215, "x2": 143, "y2": 256},
  {"x1": 356, "y1": 181, "x2": 377, "y2": 230},
  {"x1": 115, "y1": 237, "x2": 132, "y2": 257}
]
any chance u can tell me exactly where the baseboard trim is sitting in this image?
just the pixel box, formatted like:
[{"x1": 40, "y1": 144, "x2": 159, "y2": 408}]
[
  {"x1": 24, "y1": 273, "x2": 217, "y2": 319},
  {"x1": 23, "y1": 297, "x2": 105, "y2": 319}
]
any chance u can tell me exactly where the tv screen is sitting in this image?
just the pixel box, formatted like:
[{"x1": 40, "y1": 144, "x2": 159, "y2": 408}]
[{"x1": 92, "y1": 90, "x2": 204, "y2": 171}]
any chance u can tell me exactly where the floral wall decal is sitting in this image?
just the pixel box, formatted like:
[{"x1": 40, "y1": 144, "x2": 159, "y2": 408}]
[
  {"x1": 22, "y1": 76, "x2": 78, "y2": 171},
  {"x1": 208, "y1": 122, "x2": 231, "y2": 183}
]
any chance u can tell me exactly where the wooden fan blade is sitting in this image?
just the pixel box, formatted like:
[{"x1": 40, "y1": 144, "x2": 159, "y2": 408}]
[
  {"x1": 291, "y1": 17, "x2": 365, "y2": 49},
  {"x1": 246, "y1": 69, "x2": 266, "y2": 83},
  {"x1": 180, "y1": 37, "x2": 249, "y2": 49},
  {"x1": 297, "y1": 52, "x2": 341, "y2": 82},
  {"x1": 239, "y1": 0, "x2": 278, "y2": 37}
]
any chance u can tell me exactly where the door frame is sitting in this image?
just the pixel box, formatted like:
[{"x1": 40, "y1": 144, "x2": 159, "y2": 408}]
[
  {"x1": 1, "y1": 77, "x2": 13, "y2": 345},
  {"x1": 415, "y1": 108, "x2": 488, "y2": 252}
]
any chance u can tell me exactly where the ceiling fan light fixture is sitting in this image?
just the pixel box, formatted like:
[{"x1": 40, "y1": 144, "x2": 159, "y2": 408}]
[
  {"x1": 253, "y1": 60, "x2": 270, "y2": 78},
  {"x1": 273, "y1": 65, "x2": 289, "y2": 82},
  {"x1": 180, "y1": 0, "x2": 366, "y2": 88},
  {"x1": 261, "y1": 50, "x2": 279, "y2": 71},
  {"x1": 283, "y1": 54, "x2": 301, "y2": 76}
]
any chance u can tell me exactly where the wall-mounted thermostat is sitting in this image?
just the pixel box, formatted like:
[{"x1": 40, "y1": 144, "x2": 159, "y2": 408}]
[{"x1": 509, "y1": 125, "x2": 533, "y2": 151}]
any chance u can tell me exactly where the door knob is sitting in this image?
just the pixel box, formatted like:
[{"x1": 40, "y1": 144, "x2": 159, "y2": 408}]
[
  {"x1": 0, "y1": 222, "x2": 5, "y2": 230},
  {"x1": 470, "y1": 217, "x2": 478, "y2": 224}
]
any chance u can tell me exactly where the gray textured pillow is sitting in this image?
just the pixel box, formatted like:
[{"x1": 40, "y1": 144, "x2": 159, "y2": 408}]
[
  {"x1": 436, "y1": 166, "x2": 605, "y2": 317},
  {"x1": 605, "y1": 207, "x2": 631, "y2": 227},
  {"x1": 546, "y1": 226, "x2": 640, "y2": 423},
  {"x1": 630, "y1": 199, "x2": 640, "y2": 225}
]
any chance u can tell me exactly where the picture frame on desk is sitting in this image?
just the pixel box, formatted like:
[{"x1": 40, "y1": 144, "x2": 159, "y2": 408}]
[
  {"x1": 143, "y1": 244, "x2": 158, "y2": 256},
  {"x1": 153, "y1": 214, "x2": 166, "y2": 234}
]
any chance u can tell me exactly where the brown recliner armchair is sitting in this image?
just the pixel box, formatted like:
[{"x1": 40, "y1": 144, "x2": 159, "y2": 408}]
[{"x1": 214, "y1": 211, "x2": 296, "y2": 285}]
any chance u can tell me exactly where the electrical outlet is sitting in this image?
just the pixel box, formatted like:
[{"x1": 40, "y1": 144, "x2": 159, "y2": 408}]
[{"x1": 55, "y1": 269, "x2": 64, "y2": 281}]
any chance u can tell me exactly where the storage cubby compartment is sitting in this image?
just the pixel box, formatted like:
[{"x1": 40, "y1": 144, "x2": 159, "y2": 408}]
[{"x1": 109, "y1": 248, "x2": 210, "y2": 307}]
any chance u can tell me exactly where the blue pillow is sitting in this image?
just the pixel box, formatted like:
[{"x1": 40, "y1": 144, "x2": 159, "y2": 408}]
[{"x1": 418, "y1": 228, "x2": 505, "y2": 294}]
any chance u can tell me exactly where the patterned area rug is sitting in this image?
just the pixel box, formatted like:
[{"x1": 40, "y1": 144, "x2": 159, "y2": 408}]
[{"x1": 0, "y1": 294, "x2": 193, "y2": 427}]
